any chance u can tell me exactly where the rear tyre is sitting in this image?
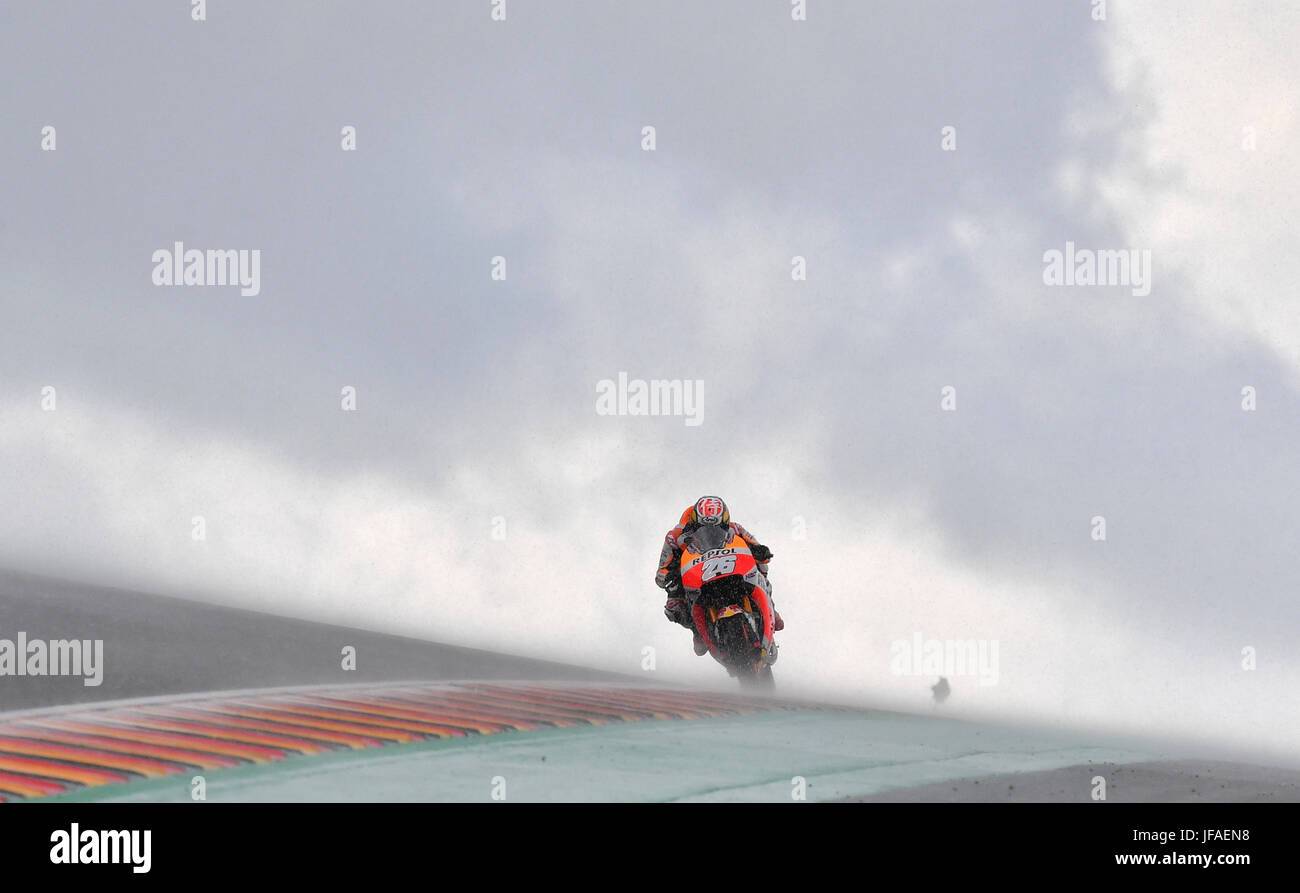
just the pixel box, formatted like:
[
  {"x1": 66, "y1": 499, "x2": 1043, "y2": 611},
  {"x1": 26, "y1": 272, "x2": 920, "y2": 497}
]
[{"x1": 739, "y1": 664, "x2": 775, "y2": 691}]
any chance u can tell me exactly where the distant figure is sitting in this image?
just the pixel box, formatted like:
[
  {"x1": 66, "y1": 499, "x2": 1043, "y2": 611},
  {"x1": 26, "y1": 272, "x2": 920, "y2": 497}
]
[{"x1": 931, "y1": 676, "x2": 950, "y2": 705}]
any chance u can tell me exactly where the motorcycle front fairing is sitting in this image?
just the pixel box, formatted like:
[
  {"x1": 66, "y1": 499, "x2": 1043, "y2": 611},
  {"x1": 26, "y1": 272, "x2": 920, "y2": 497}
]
[
  {"x1": 678, "y1": 527, "x2": 756, "y2": 596},
  {"x1": 679, "y1": 529, "x2": 774, "y2": 653}
]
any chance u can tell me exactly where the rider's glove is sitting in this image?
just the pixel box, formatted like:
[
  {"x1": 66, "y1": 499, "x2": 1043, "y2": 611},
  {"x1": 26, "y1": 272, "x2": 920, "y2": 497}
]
[
  {"x1": 750, "y1": 543, "x2": 773, "y2": 562},
  {"x1": 664, "y1": 596, "x2": 689, "y2": 625}
]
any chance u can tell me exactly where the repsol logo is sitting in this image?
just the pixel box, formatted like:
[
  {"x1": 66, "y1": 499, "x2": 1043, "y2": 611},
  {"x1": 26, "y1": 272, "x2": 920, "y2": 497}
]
[{"x1": 686, "y1": 547, "x2": 746, "y2": 567}]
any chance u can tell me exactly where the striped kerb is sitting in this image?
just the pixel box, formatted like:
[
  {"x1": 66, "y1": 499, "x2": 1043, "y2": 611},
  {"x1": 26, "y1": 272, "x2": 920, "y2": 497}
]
[{"x1": 0, "y1": 683, "x2": 818, "y2": 801}]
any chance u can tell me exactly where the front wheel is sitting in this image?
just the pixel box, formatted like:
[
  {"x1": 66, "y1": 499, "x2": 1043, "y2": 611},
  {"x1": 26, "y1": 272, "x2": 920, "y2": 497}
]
[
  {"x1": 715, "y1": 615, "x2": 772, "y2": 688},
  {"x1": 739, "y1": 664, "x2": 775, "y2": 691}
]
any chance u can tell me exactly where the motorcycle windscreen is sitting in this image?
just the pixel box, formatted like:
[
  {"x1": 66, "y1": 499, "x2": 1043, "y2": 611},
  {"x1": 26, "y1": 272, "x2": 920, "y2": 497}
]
[{"x1": 685, "y1": 523, "x2": 729, "y2": 553}]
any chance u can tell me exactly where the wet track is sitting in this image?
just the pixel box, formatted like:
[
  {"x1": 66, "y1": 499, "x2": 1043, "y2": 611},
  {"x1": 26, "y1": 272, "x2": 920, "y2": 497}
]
[
  {"x1": 3, "y1": 569, "x2": 1297, "y2": 802},
  {"x1": 0, "y1": 569, "x2": 621, "y2": 713}
]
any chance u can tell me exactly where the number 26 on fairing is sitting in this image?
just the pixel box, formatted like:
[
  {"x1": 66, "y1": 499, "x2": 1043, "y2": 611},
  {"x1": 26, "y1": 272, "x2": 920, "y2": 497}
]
[{"x1": 700, "y1": 555, "x2": 737, "y2": 581}]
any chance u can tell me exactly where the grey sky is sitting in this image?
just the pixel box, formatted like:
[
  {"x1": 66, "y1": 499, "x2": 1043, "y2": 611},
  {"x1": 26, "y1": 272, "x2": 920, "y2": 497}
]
[{"x1": 2, "y1": 1, "x2": 1297, "y2": 757}]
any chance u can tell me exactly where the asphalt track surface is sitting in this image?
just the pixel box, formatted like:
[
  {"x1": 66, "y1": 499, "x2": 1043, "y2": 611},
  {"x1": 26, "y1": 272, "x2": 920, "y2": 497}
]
[
  {"x1": 0, "y1": 568, "x2": 622, "y2": 713},
  {"x1": 3, "y1": 569, "x2": 1297, "y2": 802},
  {"x1": 842, "y1": 760, "x2": 1300, "y2": 802}
]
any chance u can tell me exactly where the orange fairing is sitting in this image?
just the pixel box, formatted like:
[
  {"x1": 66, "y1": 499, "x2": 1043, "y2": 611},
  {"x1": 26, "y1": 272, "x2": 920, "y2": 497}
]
[{"x1": 678, "y1": 534, "x2": 757, "y2": 590}]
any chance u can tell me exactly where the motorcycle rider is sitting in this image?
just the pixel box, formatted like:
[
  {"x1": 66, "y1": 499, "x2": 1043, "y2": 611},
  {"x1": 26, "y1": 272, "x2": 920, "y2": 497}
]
[{"x1": 656, "y1": 496, "x2": 784, "y2": 657}]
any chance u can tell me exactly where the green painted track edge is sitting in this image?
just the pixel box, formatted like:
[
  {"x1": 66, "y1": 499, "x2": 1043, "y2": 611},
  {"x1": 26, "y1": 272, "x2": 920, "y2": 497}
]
[{"x1": 15, "y1": 708, "x2": 835, "y2": 804}]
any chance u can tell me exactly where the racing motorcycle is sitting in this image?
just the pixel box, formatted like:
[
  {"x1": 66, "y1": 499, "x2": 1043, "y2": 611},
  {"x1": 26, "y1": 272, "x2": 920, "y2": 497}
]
[{"x1": 678, "y1": 524, "x2": 778, "y2": 689}]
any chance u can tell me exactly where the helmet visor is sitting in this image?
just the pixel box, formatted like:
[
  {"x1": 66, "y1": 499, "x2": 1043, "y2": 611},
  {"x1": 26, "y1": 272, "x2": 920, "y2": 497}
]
[{"x1": 687, "y1": 523, "x2": 729, "y2": 553}]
